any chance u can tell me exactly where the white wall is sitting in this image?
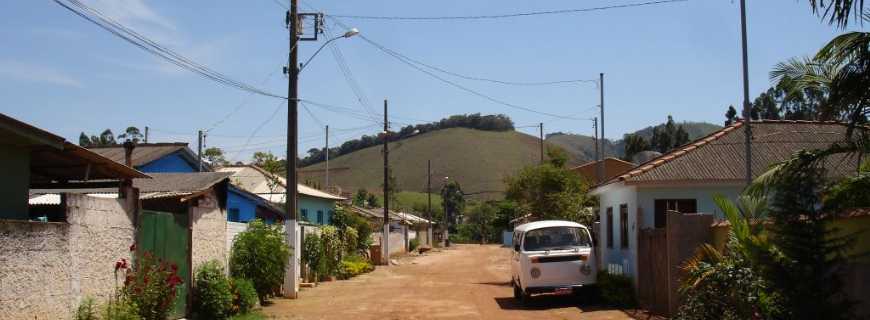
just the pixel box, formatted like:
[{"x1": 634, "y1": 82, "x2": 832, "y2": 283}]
[
  {"x1": 596, "y1": 182, "x2": 638, "y2": 277},
  {"x1": 635, "y1": 185, "x2": 742, "y2": 228}
]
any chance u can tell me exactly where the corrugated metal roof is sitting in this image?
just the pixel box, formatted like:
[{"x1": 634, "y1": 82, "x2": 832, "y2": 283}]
[
  {"x1": 88, "y1": 143, "x2": 206, "y2": 170},
  {"x1": 133, "y1": 172, "x2": 231, "y2": 192},
  {"x1": 603, "y1": 121, "x2": 860, "y2": 186},
  {"x1": 217, "y1": 165, "x2": 346, "y2": 200}
]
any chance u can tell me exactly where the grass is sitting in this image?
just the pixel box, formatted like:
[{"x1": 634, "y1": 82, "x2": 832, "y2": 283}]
[{"x1": 229, "y1": 311, "x2": 267, "y2": 320}]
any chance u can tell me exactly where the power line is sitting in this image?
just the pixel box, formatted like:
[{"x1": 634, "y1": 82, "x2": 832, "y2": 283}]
[
  {"x1": 322, "y1": 22, "x2": 380, "y2": 119},
  {"x1": 300, "y1": 101, "x2": 326, "y2": 127},
  {"x1": 229, "y1": 99, "x2": 286, "y2": 162},
  {"x1": 207, "y1": 70, "x2": 281, "y2": 132},
  {"x1": 327, "y1": 0, "x2": 687, "y2": 21},
  {"x1": 54, "y1": 0, "x2": 286, "y2": 99}
]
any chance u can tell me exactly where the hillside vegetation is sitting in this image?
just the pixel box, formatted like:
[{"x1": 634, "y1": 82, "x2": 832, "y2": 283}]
[{"x1": 300, "y1": 127, "x2": 574, "y2": 199}]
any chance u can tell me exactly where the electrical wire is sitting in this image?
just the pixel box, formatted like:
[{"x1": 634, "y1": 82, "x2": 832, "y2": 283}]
[
  {"x1": 54, "y1": 0, "x2": 286, "y2": 99},
  {"x1": 327, "y1": 0, "x2": 688, "y2": 21},
  {"x1": 322, "y1": 22, "x2": 380, "y2": 119},
  {"x1": 229, "y1": 100, "x2": 286, "y2": 162},
  {"x1": 207, "y1": 70, "x2": 281, "y2": 132},
  {"x1": 300, "y1": 101, "x2": 326, "y2": 127}
]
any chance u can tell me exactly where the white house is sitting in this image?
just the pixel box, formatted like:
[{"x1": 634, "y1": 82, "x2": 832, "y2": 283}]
[{"x1": 590, "y1": 120, "x2": 856, "y2": 280}]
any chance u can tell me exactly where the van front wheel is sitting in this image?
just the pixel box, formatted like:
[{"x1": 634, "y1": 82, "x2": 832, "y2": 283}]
[{"x1": 513, "y1": 282, "x2": 528, "y2": 305}]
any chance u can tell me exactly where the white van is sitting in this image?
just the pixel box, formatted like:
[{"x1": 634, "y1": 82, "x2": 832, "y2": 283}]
[{"x1": 510, "y1": 220, "x2": 596, "y2": 303}]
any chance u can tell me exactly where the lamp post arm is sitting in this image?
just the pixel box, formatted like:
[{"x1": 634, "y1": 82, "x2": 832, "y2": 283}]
[{"x1": 298, "y1": 35, "x2": 342, "y2": 73}]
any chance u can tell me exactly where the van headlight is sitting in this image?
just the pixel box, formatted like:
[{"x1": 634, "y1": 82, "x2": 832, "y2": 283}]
[
  {"x1": 530, "y1": 267, "x2": 541, "y2": 279},
  {"x1": 580, "y1": 264, "x2": 592, "y2": 275}
]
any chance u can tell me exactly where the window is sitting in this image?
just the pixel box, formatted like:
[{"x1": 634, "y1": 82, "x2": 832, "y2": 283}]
[
  {"x1": 317, "y1": 210, "x2": 324, "y2": 224},
  {"x1": 620, "y1": 204, "x2": 629, "y2": 249},
  {"x1": 522, "y1": 227, "x2": 592, "y2": 251},
  {"x1": 300, "y1": 209, "x2": 309, "y2": 222},
  {"x1": 606, "y1": 207, "x2": 614, "y2": 248},
  {"x1": 228, "y1": 208, "x2": 240, "y2": 222},
  {"x1": 654, "y1": 199, "x2": 698, "y2": 228}
]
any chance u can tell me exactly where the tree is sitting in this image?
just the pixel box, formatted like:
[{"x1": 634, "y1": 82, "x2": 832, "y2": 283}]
[
  {"x1": 504, "y1": 163, "x2": 593, "y2": 224},
  {"x1": 440, "y1": 180, "x2": 465, "y2": 231},
  {"x1": 353, "y1": 189, "x2": 370, "y2": 207},
  {"x1": 117, "y1": 126, "x2": 144, "y2": 143},
  {"x1": 622, "y1": 134, "x2": 649, "y2": 162},
  {"x1": 466, "y1": 201, "x2": 498, "y2": 244},
  {"x1": 674, "y1": 125, "x2": 690, "y2": 147},
  {"x1": 807, "y1": 0, "x2": 867, "y2": 28},
  {"x1": 252, "y1": 152, "x2": 285, "y2": 198},
  {"x1": 725, "y1": 105, "x2": 739, "y2": 126},
  {"x1": 546, "y1": 146, "x2": 568, "y2": 168},
  {"x1": 78, "y1": 129, "x2": 118, "y2": 147},
  {"x1": 229, "y1": 220, "x2": 290, "y2": 303},
  {"x1": 203, "y1": 147, "x2": 228, "y2": 166}
]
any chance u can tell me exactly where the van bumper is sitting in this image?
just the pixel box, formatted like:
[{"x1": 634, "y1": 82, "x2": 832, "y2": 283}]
[{"x1": 524, "y1": 284, "x2": 589, "y2": 295}]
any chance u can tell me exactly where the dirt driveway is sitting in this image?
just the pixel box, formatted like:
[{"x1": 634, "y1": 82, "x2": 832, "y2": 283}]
[{"x1": 262, "y1": 244, "x2": 643, "y2": 319}]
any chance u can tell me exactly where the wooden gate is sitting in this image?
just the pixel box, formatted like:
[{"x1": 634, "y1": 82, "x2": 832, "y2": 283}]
[
  {"x1": 637, "y1": 228, "x2": 669, "y2": 316},
  {"x1": 137, "y1": 210, "x2": 190, "y2": 318}
]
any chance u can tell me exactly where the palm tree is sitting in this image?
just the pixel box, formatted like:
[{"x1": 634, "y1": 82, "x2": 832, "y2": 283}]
[{"x1": 808, "y1": 0, "x2": 866, "y2": 28}]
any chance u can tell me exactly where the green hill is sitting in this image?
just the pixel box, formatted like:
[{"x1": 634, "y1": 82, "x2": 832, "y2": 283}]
[{"x1": 300, "y1": 127, "x2": 573, "y2": 199}]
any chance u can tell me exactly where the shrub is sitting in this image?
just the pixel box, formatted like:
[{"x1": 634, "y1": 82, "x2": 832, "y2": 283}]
[
  {"x1": 230, "y1": 278, "x2": 258, "y2": 315},
  {"x1": 230, "y1": 219, "x2": 290, "y2": 303},
  {"x1": 596, "y1": 271, "x2": 636, "y2": 308},
  {"x1": 74, "y1": 297, "x2": 98, "y2": 320},
  {"x1": 338, "y1": 255, "x2": 375, "y2": 279},
  {"x1": 193, "y1": 260, "x2": 233, "y2": 320},
  {"x1": 302, "y1": 233, "x2": 323, "y2": 280},
  {"x1": 343, "y1": 227, "x2": 358, "y2": 254},
  {"x1": 124, "y1": 251, "x2": 183, "y2": 320},
  {"x1": 320, "y1": 225, "x2": 344, "y2": 277},
  {"x1": 102, "y1": 297, "x2": 141, "y2": 320},
  {"x1": 409, "y1": 238, "x2": 420, "y2": 252}
]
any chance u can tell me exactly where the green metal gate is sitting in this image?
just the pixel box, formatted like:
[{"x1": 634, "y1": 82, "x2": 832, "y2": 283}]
[{"x1": 137, "y1": 210, "x2": 190, "y2": 318}]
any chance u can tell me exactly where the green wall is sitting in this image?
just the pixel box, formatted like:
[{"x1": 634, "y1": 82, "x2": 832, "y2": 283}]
[{"x1": 0, "y1": 145, "x2": 30, "y2": 219}]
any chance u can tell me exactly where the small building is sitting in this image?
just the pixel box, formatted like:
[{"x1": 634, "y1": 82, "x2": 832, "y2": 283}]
[
  {"x1": 218, "y1": 165, "x2": 346, "y2": 225},
  {"x1": 349, "y1": 206, "x2": 434, "y2": 255},
  {"x1": 90, "y1": 142, "x2": 206, "y2": 173},
  {"x1": 569, "y1": 157, "x2": 636, "y2": 185}
]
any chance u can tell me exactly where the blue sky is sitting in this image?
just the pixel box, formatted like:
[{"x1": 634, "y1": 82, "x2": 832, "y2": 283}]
[{"x1": 0, "y1": 0, "x2": 860, "y2": 162}]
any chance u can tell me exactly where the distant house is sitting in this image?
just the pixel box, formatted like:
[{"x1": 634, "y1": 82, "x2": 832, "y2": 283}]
[
  {"x1": 217, "y1": 165, "x2": 346, "y2": 225},
  {"x1": 590, "y1": 120, "x2": 858, "y2": 280},
  {"x1": 570, "y1": 157, "x2": 637, "y2": 185},
  {"x1": 349, "y1": 205, "x2": 434, "y2": 255},
  {"x1": 90, "y1": 142, "x2": 207, "y2": 173}
]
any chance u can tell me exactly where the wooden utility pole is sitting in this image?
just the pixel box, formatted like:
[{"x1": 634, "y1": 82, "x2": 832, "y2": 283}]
[
  {"x1": 539, "y1": 122, "x2": 544, "y2": 165},
  {"x1": 739, "y1": 0, "x2": 753, "y2": 186},
  {"x1": 427, "y1": 159, "x2": 432, "y2": 246},
  {"x1": 593, "y1": 117, "x2": 599, "y2": 183},
  {"x1": 382, "y1": 99, "x2": 390, "y2": 265},
  {"x1": 144, "y1": 126, "x2": 149, "y2": 143},
  {"x1": 325, "y1": 125, "x2": 329, "y2": 189},
  {"x1": 597, "y1": 73, "x2": 605, "y2": 182},
  {"x1": 283, "y1": 0, "x2": 300, "y2": 298}
]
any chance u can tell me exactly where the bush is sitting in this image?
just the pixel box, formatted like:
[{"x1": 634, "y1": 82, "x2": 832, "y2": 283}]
[
  {"x1": 230, "y1": 278, "x2": 258, "y2": 315},
  {"x1": 409, "y1": 238, "x2": 420, "y2": 252},
  {"x1": 124, "y1": 251, "x2": 183, "y2": 320},
  {"x1": 302, "y1": 233, "x2": 323, "y2": 280},
  {"x1": 74, "y1": 297, "x2": 98, "y2": 320},
  {"x1": 338, "y1": 255, "x2": 375, "y2": 279},
  {"x1": 596, "y1": 271, "x2": 636, "y2": 308},
  {"x1": 102, "y1": 297, "x2": 141, "y2": 320},
  {"x1": 193, "y1": 260, "x2": 233, "y2": 320},
  {"x1": 230, "y1": 219, "x2": 290, "y2": 303},
  {"x1": 320, "y1": 225, "x2": 344, "y2": 277}
]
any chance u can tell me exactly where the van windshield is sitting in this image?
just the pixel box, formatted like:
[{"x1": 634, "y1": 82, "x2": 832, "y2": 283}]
[{"x1": 523, "y1": 227, "x2": 591, "y2": 251}]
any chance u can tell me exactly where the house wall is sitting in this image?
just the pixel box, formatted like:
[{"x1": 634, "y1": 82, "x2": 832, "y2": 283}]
[
  {"x1": 0, "y1": 194, "x2": 135, "y2": 320},
  {"x1": 138, "y1": 151, "x2": 198, "y2": 173},
  {"x1": 597, "y1": 183, "x2": 637, "y2": 276},
  {"x1": 0, "y1": 145, "x2": 30, "y2": 219},
  {"x1": 299, "y1": 195, "x2": 336, "y2": 225},
  {"x1": 635, "y1": 185, "x2": 742, "y2": 227},
  {"x1": 227, "y1": 188, "x2": 258, "y2": 222},
  {"x1": 191, "y1": 190, "x2": 227, "y2": 272}
]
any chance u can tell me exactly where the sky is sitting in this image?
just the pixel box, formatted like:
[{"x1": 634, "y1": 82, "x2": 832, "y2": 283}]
[{"x1": 0, "y1": 0, "x2": 862, "y2": 162}]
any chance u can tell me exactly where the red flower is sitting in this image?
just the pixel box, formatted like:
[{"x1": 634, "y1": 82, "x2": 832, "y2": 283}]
[
  {"x1": 170, "y1": 264, "x2": 178, "y2": 272},
  {"x1": 129, "y1": 243, "x2": 136, "y2": 252}
]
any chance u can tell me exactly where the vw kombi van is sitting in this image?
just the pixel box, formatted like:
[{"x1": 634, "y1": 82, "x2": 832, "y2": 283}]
[{"x1": 510, "y1": 220, "x2": 596, "y2": 303}]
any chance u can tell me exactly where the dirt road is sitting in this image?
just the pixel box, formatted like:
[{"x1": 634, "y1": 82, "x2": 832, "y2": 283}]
[{"x1": 262, "y1": 244, "x2": 640, "y2": 319}]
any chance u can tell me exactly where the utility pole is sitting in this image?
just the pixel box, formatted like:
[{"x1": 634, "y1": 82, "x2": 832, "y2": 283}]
[
  {"x1": 283, "y1": 0, "x2": 301, "y2": 298},
  {"x1": 739, "y1": 0, "x2": 752, "y2": 186},
  {"x1": 197, "y1": 130, "x2": 203, "y2": 172},
  {"x1": 144, "y1": 126, "x2": 149, "y2": 143},
  {"x1": 593, "y1": 117, "x2": 599, "y2": 183},
  {"x1": 382, "y1": 99, "x2": 390, "y2": 265},
  {"x1": 539, "y1": 122, "x2": 544, "y2": 165},
  {"x1": 427, "y1": 159, "x2": 432, "y2": 246},
  {"x1": 597, "y1": 73, "x2": 605, "y2": 183},
  {"x1": 325, "y1": 125, "x2": 329, "y2": 190}
]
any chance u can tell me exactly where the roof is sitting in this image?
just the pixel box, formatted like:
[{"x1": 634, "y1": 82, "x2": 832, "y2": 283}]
[
  {"x1": 348, "y1": 205, "x2": 432, "y2": 224},
  {"x1": 514, "y1": 220, "x2": 587, "y2": 233},
  {"x1": 598, "y1": 120, "x2": 859, "y2": 187},
  {"x1": 217, "y1": 165, "x2": 346, "y2": 201},
  {"x1": 89, "y1": 143, "x2": 205, "y2": 170},
  {"x1": 133, "y1": 172, "x2": 231, "y2": 193},
  {"x1": 0, "y1": 113, "x2": 148, "y2": 182},
  {"x1": 569, "y1": 157, "x2": 636, "y2": 185}
]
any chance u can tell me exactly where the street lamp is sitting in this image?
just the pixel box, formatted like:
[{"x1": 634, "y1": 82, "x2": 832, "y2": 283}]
[{"x1": 299, "y1": 28, "x2": 360, "y2": 72}]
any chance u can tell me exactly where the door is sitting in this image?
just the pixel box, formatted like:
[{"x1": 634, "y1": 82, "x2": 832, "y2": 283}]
[
  {"x1": 137, "y1": 210, "x2": 190, "y2": 318},
  {"x1": 510, "y1": 231, "x2": 521, "y2": 285}
]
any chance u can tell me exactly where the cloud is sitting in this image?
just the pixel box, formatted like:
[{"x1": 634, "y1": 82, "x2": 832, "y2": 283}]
[
  {"x1": 0, "y1": 60, "x2": 83, "y2": 88},
  {"x1": 82, "y1": 0, "x2": 179, "y2": 45}
]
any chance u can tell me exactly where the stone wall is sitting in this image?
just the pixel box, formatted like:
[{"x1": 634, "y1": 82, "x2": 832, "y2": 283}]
[
  {"x1": 191, "y1": 190, "x2": 227, "y2": 272},
  {"x1": 0, "y1": 194, "x2": 135, "y2": 320}
]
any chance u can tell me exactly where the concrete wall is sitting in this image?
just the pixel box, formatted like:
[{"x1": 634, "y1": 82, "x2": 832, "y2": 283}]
[
  {"x1": 0, "y1": 194, "x2": 135, "y2": 320},
  {"x1": 0, "y1": 145, "x2": 30, "y2": 219},
  {"x1": 597, "y1": 182, "x2": 637, "y2": 276},
  {"x1": 191, "y1": 190, "x2": 227, "y2": 272}
]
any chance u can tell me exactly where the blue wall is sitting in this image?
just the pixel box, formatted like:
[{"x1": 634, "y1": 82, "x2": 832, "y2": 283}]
[
  {"x1": 227, "y1": 188, "x2": 258, "y2": 222},
  {"x1": 299, "y1": 195, "x2": 336, "y2": 225},
  {"x1": 138, "y1": 152, "x2": 198, "y2": 173}
]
